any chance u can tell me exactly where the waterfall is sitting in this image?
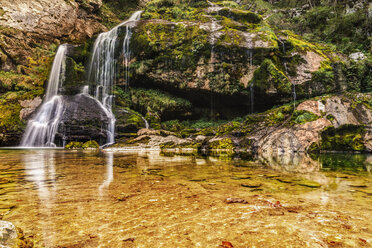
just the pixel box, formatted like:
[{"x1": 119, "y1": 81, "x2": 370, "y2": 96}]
[
  {"x1": 87, "y1": 11, "x2": 142, "y2": 145},
  {"x1": 123, "y1": 18, "x2": 139, "y2": 91},
  {"x1": 293, "y1": 84, "x2": 296, "y2": 110},
  {"x1": 283, "y1": 61, "x2": 296, "y2": 109},
  {"x1": 20, "y1": 45, "x2": 68, "y2": 147},
  {"x1": 44, "y1": 45, "x2": 67, "y2": 101},
  {"x1": 142, "y1": 116, "x2": 149, "y2": 129},
  {"x1": 81, "y1": 85, "x2": 89, "y2": 95},
  {"x1": 248, "y1": 51, "x2": 254, "y2": 114}
]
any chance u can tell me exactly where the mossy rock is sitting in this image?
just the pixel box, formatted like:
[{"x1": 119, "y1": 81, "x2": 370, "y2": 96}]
[
  {"x1": 251, "y1": 59, "x2": 292, "y2": 96},
  {"x1": 291, "y1": 110, "x2": 319, "y2": 125},
  {"x1": 314, "y1": 124, "x2": 367, "y2": 152},
  {"x1": 160, "y1": 141, "x2": 201, "y2": 149},
  {"x1": 82, "y1": 140, "x2": 100, "y2": 149},
  {"x1": 65, "y1": 142, "x2": 84, "y2": 149},
  {"x1": 125, "y1": 88, "x2": 193, "y2": 121},
  {"x1": 215, "y1": 8, "x2": 262, "y2": 24},
  {"x1": 209, "y1": 138, "x2": 235, "y2": 150}
]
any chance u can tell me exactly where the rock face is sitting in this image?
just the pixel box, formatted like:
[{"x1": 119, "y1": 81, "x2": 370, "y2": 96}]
[
  {"x1": 123, "y1": 2, "x2": 340, "y2": 119},
  {"x1": 0, "y1": 0, "x2": 106, "y2": 70},
  {"x1": 0, "y1": 0, "x2": 368, "y2": 148},
  {"x1": 255, "y1": 95, "x2": 372, "y2": 154}
]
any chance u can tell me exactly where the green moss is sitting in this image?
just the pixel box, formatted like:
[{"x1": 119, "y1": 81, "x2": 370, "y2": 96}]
[
  {"x1": 132, "y1": 22, "x2": 209, "y2": 71},
  {"x1": 63, "y1": 57, "x2": 85, "y2": 95},
  {"x1": 160, "y1": 141, "x2": 201, "y2": 149},
  {"x1": 127, "y1": 88, "x2": 192, "y2": 120},
  {"x1": 220, "y1": 17, "x2": 246, "y2": 31},
  {"x1": 311, "y1": 61, "x2": 335, "y2": 89},
  {"x1": 145, "y1": 112, "x2": 161, "y2": 129},
  {"x1": 215, "y1": 121, "x2": 246, "y2": 136},
  {"x1": 65, "y1": 142, "x2": 84, "y2": 149},
  {"x1": 291, "y1": 110, "x2": 319, "y2": 125},
  {"x1": 209, "y1": 138, "x2": 235, "y2": 150},
  {"x1": 314, "y1": 125, "x2": 367, "y2": 152},
  {"x1": 215, "y1": 8, "x2": 262, "y2": 24},
  {"x1": 82, "y1": 140, "x2": 100, "y2": 149},
  {"x1": 251, "y1": 59, "x2": 292, "y2": 95},
  {"x1": 326, "y1": 114, "x2": 335, "y2": 122},
  {"x1": 0, "y1": 70, "x2": 46, "y2": 140},
  {"x1": 143, "y1": 0, "x2": 207, "y2": 22}
]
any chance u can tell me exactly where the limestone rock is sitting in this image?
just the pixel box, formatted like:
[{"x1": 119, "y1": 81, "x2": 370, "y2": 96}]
[
  {"x1": 296, "y1": 100, "x2": 323, "y2": 116},
  {"x1": 19, "y1": 96, "x2": 42, "y2": 120},
  {"x1": 289, "y1": 51, "x2": 325, "y2": 85},
  {"x1": 255, "y1": 95, "x2": 372, "y2": 153},
  {"x1": 137, "y1": 128, "x2": 160, "y2": 136},
  {"x1": 0, "y1": 0, "x2": 106, "y2": 69}
]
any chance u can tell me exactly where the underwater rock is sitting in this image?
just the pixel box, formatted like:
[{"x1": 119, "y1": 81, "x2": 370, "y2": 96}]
[
  {"x1": 225, "y1": 198, "x2": 248, "y2": 204},
  {"x1": 0, "y1": 221, "x2": 17, "y2": 248}
]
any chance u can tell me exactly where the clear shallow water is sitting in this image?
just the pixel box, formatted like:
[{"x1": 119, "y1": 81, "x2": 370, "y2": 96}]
[{"x1": 0, "y1": 150, "x2": 371, "y2": 247}]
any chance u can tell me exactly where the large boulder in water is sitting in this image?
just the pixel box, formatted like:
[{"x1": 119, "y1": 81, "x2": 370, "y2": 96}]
[{"x1": 54, "y1": 94, "x2": 111, "y2": 145}]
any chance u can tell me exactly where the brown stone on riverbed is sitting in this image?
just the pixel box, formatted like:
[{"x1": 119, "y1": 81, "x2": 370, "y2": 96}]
[
  {"x1": 224, "y1": 197, "x2": 248, "y2": 204},
  {"x1": 220, "y1": 241, "x2": 234, "y2": 248}
]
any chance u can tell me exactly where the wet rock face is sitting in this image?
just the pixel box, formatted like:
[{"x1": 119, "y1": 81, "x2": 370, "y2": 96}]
[
  {"x1": 54, "y1": 94, "x2": 110, "y2": 145},
  {"x1": 0, "y1": 220, "x2": 18, "y2": 248}
]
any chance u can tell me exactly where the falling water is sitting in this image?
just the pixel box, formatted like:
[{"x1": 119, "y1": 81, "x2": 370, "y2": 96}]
[
  {"x1": 142, "y1": 117, "x2": 150, "y2": 129},
  {"x1": 283, "y1": 61, "x2": 296, "y2": 110},
  {"x1": 292, "y1": 84, "x2": 297, "y2": 110},
  {"x1": 81, "y1": 85, "x2": 89, "y2": 95},
  {"x1": 87, "y1": 11, "x2": 142, "y2": 145},
  {"x1": 122, "y1": 12, "x2": 142, "y2": 91},
  {"x1": 44, "y1": 45, "x2": 67, "y2": 101},
  {"x1": 21, "y1": 45, "x2": 68, "y2": 147},
  {"x1": 248, "y1": 51, "x2": 254, "y2": 114}
]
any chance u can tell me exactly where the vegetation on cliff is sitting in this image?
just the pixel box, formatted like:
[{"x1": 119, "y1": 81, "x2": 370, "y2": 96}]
[{"x1": 0, "y1": 0, "x2": 370, "y2": 152}]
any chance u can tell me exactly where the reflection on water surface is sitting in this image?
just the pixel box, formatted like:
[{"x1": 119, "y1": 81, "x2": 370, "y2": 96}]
[{"x1": 0, "y1": 149, "x2": 371, "y2": 247}]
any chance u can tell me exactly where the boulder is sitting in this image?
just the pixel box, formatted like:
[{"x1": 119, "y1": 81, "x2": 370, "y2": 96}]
[{"x1": 54, "y1": 94, "x2": 111, "y2": 145}]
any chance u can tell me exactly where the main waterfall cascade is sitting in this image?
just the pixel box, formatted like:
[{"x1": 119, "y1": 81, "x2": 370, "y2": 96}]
[
  {"x1": 21, "y1": 45, "x2": 68, "y2": 147},
  {"x1": 20, "y1": 11, "x2": 143, "y2": 147},
  {"x1": 87, "y1": 10, "x2": 143, "y2": 145}
]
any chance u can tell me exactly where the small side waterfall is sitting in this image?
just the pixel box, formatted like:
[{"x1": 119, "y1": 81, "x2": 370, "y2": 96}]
[
  {"x1": 21, "y1": 45, "x2": 68, "y2": 147},
  {"x1": 292, "y1": 84, "x2": 296, "y2": 109},
  {"x1": 142, "y1": 116, "x2": 149, "y2": 129},
  {"x1": 81, "y1": 85, "x2": 89, "y2": 95},
  {"x1": 248, "y1": 51, "x2": 254, "y2": 114},
  {"x1": 87, "y1": 11, "x2": 142, "y2": 145},
  {"x1": 123, "y1": 14, "x2": 141, "y2": 91},
  {"x1": 283, "y1": 61, "x2": 296, "y2": 109}
]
